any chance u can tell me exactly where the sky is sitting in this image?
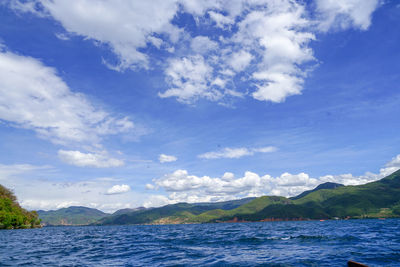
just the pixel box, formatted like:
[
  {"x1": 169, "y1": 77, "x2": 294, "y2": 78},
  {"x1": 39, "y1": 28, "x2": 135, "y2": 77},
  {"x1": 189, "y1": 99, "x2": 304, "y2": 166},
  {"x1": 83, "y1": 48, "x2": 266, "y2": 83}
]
[{"x1": 0, "y1": 0, "x2": 399, "y2": 213}]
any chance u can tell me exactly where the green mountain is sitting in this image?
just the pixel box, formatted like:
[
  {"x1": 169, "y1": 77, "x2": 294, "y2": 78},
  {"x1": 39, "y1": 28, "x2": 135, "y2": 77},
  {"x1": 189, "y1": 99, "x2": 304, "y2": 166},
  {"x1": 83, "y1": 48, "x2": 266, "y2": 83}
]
[
  {"x1": 112, "y1": 207, "x2": 147, "y2": 216},
  {"x1": 38, "y1": 206, "x2": 109, "y2": 226},
  {"x1": 96, "y1": 197, "x2": 256, "y2": 225},
  {"x1": 290, "y1": 182, "x2": 344, "y2": 200},
  {"x1": 95, "y1": 169, "x2": 400, "y2": 225},
  {"x1": 213, "y1": 169, "x2": 400, "y2": 222},
  {"x1": 0, "y1": 184, "x2": 41, "y2": 229}
]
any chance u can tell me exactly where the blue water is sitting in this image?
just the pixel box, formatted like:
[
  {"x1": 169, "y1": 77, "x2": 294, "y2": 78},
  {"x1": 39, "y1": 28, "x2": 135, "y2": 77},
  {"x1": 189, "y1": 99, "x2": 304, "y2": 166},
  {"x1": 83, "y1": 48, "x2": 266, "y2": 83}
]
[{"x1": 1, "y1": 219, "x2": 400, "y2": 266}]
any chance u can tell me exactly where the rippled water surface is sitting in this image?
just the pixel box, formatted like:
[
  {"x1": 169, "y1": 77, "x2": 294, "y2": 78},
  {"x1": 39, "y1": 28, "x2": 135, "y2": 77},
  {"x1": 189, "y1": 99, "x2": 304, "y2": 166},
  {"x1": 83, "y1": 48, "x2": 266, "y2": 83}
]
[{"x1": 1, "y1": 219, "x2": 400, "y2": 266}]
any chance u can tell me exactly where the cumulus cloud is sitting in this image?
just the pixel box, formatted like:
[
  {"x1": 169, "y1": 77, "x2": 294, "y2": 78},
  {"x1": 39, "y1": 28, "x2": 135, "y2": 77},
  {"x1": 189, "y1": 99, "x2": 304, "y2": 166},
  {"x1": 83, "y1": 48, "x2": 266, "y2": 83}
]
[
  {"x1": 13, "y1": 0, "x2": 181, "y2": 70},
  {"x1": 148, "y1": 169, "x2": 319, "y2": 204},
  {"x1": 198, "y1": 146, "x2": 277, "y2": 159},
  {"x1": 159, "y1": 154, "x2": 177, "y2": 163},
  {"x1": 316, "y1": 0, "x2": 380, "y2": 31},
  {"x1": 159, "y1": 55, "x2": 220, "y2": 103},
  {"x1": 10, "y1": 0, "x2": 381, "y2": 104},
  {"x1": 147, "y1": 154, "x2": 400, "y2": 205},
  {"x1": 208, "y1": 10, "x2": 235, "y2": 29},
  {"x1": 0, "y1": 49, "x2": 134, "y2": 146},
  {"x1": 58, "y1": 150, "x2": 124, "y2": 168},
  {"x1": 106, "y1": 184, "x2": 131, "y2": 195},
  {"x1": 190, "y1": 36, "x2": 218, "y2": 54},
  {"x1": 321, "y1": 154, "x2": 400, "y2": 185}
]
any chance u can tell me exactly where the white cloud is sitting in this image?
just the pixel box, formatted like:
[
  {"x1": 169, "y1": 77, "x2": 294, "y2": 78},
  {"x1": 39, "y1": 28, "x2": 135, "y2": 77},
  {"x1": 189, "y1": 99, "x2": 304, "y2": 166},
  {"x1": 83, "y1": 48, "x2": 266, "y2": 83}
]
[
  {"x1": 0, "y1": 49, "x2": 134, "y2": 145},
  {"x1": 321, "y1": 154, "x2": 400, "y2": 185},
  {"x1": 142, "y1": 194, "x2": 171, "y2": 208},
  {"x1": 147, "y1": 154, "x2": 400, "y2": 204},
  {"x1": 0, "y1": 163, "x2": 139, "y2": 213},
  {"x1": 159, "y1": 55, "x2": 221, "y2": 103},
  {"x1": 316, "y1": 0, "x2": 380, "y2": 31},
  {"x1": 252, "y1": 146, "x2": 278, "y2": 153},
  {"x1": 145, "y1": 183, "x2": 155, "y2": 190},
  {"x1": 159, "y1": 154, "x2": 177, "y2": 163},
  {"x1": 11, "y1": 0, "x2": 381, "y2": 104},
  {"x1": 16, "y1": 0, "x2": 181, "y2": 70},
  {"x1": 227, "y1": 50, "x2": 253, "y2": 72},
  {"x1": 0, "y1": 164, "x2": 51, "y2": 181},
  {"x1": 55, "y1": 32, "x2": 70, "y2": 41},
  {"x1": 190, "y1": 36, "x2": 218, "y2": 54},
  {"x1": 106, "y1": 184, "x2": 131, "y2": 195},
  {"x1": 208, "y1": 10, "x2": 235, "y2": 29},
  {"x1": 161, "y1": 0, "x2": 317, "y2": 103},
  {"x1": 58, "y1": 150, "x2": 124, "y2": 168},
  {"x1": 198, "y1": 146, "x2": 277, "y2": 159},
  {"x1": 149, "y1": 169, "x2": 319, "y2": 204}
]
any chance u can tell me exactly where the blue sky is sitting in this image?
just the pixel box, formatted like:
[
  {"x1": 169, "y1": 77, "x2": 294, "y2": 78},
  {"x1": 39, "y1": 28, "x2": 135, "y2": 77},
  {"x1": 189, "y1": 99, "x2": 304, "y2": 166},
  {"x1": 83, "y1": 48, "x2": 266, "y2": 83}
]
[{"x1": 0, "y1": 0, "x2": 399, "y2": 212}]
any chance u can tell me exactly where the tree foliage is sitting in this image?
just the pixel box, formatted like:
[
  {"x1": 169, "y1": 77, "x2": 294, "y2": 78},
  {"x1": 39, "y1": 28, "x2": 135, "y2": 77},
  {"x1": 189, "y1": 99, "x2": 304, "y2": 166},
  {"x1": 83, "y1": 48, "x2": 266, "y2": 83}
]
[{"x1": 0, "y1": 184, "x2": 41, "y2": 229}]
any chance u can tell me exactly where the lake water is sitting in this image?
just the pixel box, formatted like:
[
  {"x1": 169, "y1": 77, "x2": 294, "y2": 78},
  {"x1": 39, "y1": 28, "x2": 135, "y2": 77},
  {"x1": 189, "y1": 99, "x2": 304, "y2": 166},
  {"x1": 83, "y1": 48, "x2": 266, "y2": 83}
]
[{"x1": 1, "y1": 219, "x2": 400, "y2": 266}]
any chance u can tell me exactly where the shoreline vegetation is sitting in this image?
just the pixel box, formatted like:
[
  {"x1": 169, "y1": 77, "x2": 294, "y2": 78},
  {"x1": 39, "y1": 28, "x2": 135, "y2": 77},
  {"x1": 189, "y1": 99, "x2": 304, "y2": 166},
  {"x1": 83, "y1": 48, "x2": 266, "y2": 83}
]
[
  {"x1": 2, "y1": 169, "x2": 400, "y2": 229},
  {"x1": 0, "y1": 185, "x2": 41, "y2": 229}
]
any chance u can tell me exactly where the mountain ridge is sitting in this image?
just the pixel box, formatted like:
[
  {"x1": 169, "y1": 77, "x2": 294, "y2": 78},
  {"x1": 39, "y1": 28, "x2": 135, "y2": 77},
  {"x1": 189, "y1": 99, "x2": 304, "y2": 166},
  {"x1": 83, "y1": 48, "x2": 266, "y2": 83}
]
[
  {"x1": 38, "y1": 206, "x2": 110, "y2": 226},
  {"x1": 36, "y1": 169, "x2": 400, "y2": 226},
  {"x1": 290, "y1": 182, "x2": 344, "y2": 200}
]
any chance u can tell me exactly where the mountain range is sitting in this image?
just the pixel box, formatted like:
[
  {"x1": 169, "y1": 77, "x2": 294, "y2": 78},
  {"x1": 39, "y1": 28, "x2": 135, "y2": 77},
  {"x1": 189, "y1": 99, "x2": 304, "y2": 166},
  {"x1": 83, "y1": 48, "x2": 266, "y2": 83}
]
[{"x1": 36, "y1": 169, "x2": 400, "y2": 226}]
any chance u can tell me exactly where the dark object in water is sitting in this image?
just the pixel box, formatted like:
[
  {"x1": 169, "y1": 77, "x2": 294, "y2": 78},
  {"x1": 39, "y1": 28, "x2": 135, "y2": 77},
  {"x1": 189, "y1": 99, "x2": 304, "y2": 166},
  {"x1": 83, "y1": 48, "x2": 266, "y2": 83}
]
[{"x1": 348, "y1": 260, "x2": 368, "y2": 267}]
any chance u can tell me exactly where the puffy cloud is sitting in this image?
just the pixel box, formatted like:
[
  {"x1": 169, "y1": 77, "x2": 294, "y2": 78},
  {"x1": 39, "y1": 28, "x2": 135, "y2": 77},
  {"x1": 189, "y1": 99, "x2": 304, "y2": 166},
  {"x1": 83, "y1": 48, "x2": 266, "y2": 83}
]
[
  {"x1": 227, "y1": 50, "x2": 253, "y2": 72},
  {"x1": 321, "y1": 154, "x2": 400, "y2": 185},
  {"x1": 198, "y1": 146, "x2": 277, "y2": 159},
  {"x1": 145, "y1": 183, "x2": 155, "y2": 190},
  {"x1": 106, "y1": 184, "x2": 131, "y2": 195},
  {"x1": 161, "y1": 0, "x2": 317, "y2": 103},
  {"x1": 190, "y1": 36, "x2": 219, "y2": 54},
  {"x1": 10, "y1": 0, "x2": 381, "y2": 104},
  {"x1": 148, "y1": 154, "x2": 400, "y2": 204},
  {"x1": 159, "y1": 55, "x2": 220, "y2": 103},
  {"x1": 0, "y1": 49, "x2": 134, "y2": 146},
  {"x1": 316, "y1": 0, "x2": 380, "y2": 31},
  {"x1": 159, "y1": 154, "x2": 177, "y2": 163},
  {"x1": 142, "y1": 194, "x2": 171, "y2": 208},
  {"x1": 149, "y1": 169, "x2": 319, "y2": 204},
  {"x1": 58, "y1": 150, "x2": 124, "y2": 168},
  {"x1": 208, "y1": 10, "x2": 235, "y2": 29},
  {"x1": 14, "y1": 0, "x2": 181, "y2": 70}
]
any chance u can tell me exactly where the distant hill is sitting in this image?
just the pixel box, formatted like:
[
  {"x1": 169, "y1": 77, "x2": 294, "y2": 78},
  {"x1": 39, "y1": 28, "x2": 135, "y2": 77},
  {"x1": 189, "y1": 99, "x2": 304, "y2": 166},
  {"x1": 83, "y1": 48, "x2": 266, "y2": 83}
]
[
  {"x1": 96, "y1": 197, "x2": 256, "y2": 225},
  {"x1": 38, "y1": 206, "x2": 109, "y2": 226},
  {"x1": 112, "y1": 207, "x2": 147, "y2": 216},
  {"x1": 35, "y1": 169, "x2": 400, "y2": 226},
  {"x1": 95, "y1": 169, "x2": 400, "y2": 225},
  {"x1": 220, "y1": 169, "x2": 400, "y2": 222},
  {"x1": 0, "y1": 184, "x2": 41, "y2": 229},
  {"x1": 290, "y1": 182, "x2": 344, "y2": 200}
]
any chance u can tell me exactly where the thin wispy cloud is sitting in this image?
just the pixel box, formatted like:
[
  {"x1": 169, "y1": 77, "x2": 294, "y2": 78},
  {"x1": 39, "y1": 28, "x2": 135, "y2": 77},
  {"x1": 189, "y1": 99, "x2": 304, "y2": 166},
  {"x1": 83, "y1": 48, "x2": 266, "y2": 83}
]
[
  {"x1": 159, "y1": 154, "x2": 177, "y2": 163},
  {"x1": 58, "y1": 150, "x2": 124, "y2": 168},
  {"x1": 198, "y1": 146, "x2": 277, "y2": 159}
]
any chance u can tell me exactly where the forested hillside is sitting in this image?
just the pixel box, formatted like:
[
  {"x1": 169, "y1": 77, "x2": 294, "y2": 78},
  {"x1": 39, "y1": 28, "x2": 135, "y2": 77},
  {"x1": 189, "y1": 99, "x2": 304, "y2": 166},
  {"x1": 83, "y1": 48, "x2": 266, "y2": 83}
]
[{"x1": 0, "y1": 185, "x2": 41, "y2": 229}]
